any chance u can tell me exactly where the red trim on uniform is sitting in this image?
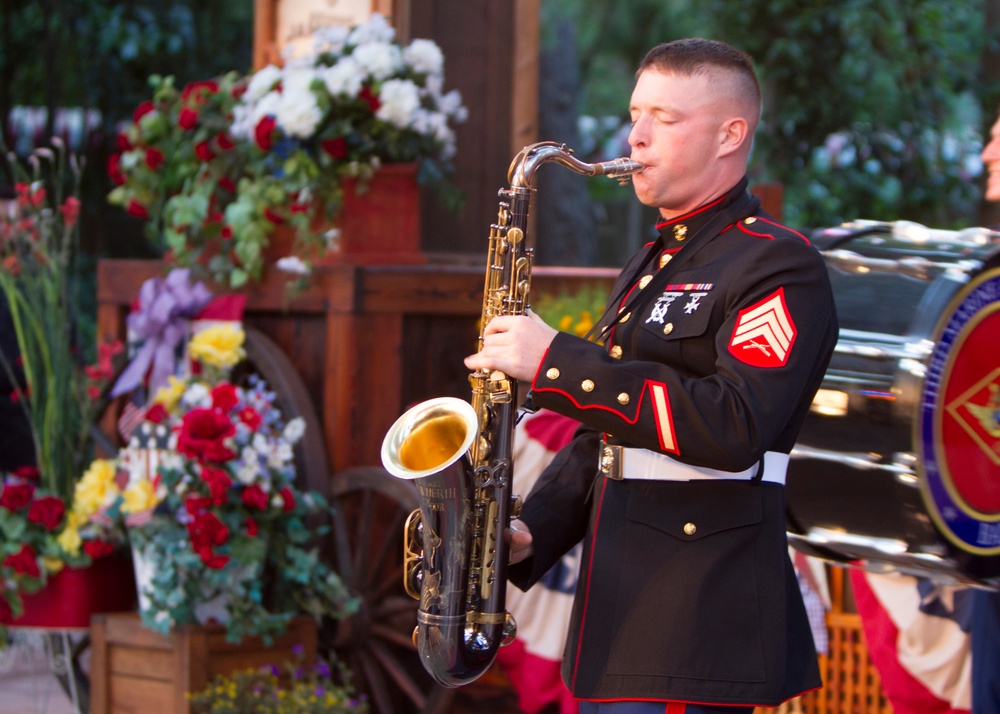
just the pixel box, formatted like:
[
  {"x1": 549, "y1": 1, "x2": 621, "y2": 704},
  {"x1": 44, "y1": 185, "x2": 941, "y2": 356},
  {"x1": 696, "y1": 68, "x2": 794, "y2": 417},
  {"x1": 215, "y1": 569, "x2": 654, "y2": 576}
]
[
  {"x1": 580, "y1": 695, "x2": 774, "y2": 708},
  {"x1": 737, "y1": 217, "x2": 810, "y2": 244},
  {"x1": 530, "y1": 382, "x2": 648, "y2": 423},
  {"x1": 571, "y1": 476, "x2": 610, "y2": 691},
  {"x1": 666, "y1": 703, "x2": 686, "y2": 714},
  {"x1": 655, "y1": 192, "x2": 728, "y2": 230},
  {"x1": 649, "y1": 382, "x2": 679, "y2": 454}
]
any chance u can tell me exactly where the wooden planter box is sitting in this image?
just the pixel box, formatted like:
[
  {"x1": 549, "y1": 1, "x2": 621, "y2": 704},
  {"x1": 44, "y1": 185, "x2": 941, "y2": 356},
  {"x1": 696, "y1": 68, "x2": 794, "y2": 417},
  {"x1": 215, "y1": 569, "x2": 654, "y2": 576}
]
[{"x1": 89, "y1": 613, "x2": 317, "y2": 714}]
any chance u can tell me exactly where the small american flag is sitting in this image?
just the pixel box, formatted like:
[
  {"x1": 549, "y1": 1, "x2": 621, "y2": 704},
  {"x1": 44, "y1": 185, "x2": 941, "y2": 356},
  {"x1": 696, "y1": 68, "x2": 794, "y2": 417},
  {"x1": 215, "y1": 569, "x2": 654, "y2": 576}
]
[{"x1": 117, "y1": 398, "x2": 149, "y2": 442}]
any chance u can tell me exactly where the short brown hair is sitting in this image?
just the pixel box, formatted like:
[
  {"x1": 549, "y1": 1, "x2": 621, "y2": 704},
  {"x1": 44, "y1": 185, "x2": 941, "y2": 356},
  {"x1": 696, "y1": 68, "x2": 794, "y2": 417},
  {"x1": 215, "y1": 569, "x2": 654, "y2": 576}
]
[{"x1": 638, "y1": 38, "x2": 761, "y2": 117}]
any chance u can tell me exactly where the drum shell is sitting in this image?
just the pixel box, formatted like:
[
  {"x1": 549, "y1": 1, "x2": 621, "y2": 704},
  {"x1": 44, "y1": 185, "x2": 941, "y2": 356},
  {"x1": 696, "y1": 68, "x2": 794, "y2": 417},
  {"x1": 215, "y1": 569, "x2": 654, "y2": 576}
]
[{"x1": 786, "y1": 222, "x2": 1000, "y2": 586}]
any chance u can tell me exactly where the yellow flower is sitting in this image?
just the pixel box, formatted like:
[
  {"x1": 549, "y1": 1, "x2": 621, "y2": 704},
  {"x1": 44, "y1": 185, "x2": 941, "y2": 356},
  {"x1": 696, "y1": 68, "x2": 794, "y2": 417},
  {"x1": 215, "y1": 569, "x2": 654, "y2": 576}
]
[
  {"x1": 187, "y1": 324, "x2": 246, "y2": 368},
  {"x1": 152, "y1": 375, "x2": 186, "y2": 411},
  {"x1": 41, "y1": 556, "x2": 65, "y2": 573},
  {"x1": 73, "y1": 459, "x2": 120, "y2": 518},
  {"x1": 121, "y1": 479, "x2": 160, "y2": 513},
  {"x1": 57, "y1": 525, "x2": 82, "y2": 556},
  {"x1": 559, "y1": 314, "x2": 574, "y2": 331}
]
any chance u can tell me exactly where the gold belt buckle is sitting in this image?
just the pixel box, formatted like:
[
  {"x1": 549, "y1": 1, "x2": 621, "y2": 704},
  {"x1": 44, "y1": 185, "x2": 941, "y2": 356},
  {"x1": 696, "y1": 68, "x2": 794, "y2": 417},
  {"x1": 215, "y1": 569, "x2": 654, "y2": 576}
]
[{"x1": 600, "y1": 444, "x2": 624, "y2": 480}]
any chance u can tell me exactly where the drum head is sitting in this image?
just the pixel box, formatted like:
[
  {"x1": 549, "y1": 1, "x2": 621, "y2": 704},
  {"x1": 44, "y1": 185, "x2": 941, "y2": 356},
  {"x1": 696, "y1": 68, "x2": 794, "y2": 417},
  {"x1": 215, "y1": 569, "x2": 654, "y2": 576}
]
[{"x1": 918, "y1": 267, "x2": 1000, "y2": 576}]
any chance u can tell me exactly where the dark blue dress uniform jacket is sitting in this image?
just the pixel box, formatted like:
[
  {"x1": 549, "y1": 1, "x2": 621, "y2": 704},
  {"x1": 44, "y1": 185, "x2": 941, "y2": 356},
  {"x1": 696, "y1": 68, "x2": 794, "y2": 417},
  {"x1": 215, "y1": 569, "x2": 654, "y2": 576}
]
[{"x1": 508, "y1": 178, "x2": 837, "y2": 707}]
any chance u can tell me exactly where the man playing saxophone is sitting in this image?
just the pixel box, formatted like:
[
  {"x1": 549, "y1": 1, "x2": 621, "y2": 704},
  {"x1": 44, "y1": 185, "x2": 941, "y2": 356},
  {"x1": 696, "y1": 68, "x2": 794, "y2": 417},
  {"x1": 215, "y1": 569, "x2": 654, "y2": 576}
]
[{"x1": 465, "y1": 38, "x2": 838, "y2": 714}]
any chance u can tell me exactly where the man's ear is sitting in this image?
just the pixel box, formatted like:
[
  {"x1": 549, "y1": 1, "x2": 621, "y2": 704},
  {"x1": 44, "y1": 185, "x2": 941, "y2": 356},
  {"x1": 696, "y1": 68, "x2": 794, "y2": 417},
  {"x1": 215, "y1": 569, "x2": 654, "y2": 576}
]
[{"x1": 718, "y1": 117, "x2": 749, "y2": 158}]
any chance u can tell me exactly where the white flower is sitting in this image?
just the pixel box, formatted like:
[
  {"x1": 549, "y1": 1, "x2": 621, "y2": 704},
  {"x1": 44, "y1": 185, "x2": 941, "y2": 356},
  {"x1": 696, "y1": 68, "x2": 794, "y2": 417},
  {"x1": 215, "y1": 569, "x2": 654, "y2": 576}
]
[
  {"x1": 181, "y1": 382, "x2": 210, "y2": 408},
  {"x1": 276, "y1": 74, "x2": 323, "y2": 138},
  {"x1": 246, "y1": 64, "x2": 283, "y2": 101},
  {"x1": 404, "y1": 39, "x2": 444, "y2": 76},
  {"x1": 438, "y1": 89, "x2": 468, "y2": 122},
  {"x1": 248, "y1": 91, "x2": 282, "y2": 134},
  {"x1": 275, "y1": 256, "x2": 312, "y2": 275},
  {"x1": 268, "y1": 442, "x2": 294, "y2": 469},
  {"x1": 376, "y1": 79, "x2": 421, "y2": 128},
  {"x1": 351, "y1": 42, "x2": 402, "y2": 81},
  {"x1": 311, "y1": 25, "x2": 351, "y2": 56},
  {"x1": 283, "y1": 417, "x2": 306, "y2": 444},
  {"x1": 236, "y1": 463, "x2": 259, "y2": 485},
  {"x1": 348, "y1": 12, "x2": 396, "y2": 45},
  {"x1": 322, "y1": 57, "x2": 364, "y2": 98}
]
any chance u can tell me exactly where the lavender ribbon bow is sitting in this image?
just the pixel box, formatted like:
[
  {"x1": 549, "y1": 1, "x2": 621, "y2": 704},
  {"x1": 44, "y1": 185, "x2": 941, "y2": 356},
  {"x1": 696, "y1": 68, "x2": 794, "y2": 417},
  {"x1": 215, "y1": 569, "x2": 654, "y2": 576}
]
[{"x1": 110, "y1": 269, "x2": 213, "y2": 398}]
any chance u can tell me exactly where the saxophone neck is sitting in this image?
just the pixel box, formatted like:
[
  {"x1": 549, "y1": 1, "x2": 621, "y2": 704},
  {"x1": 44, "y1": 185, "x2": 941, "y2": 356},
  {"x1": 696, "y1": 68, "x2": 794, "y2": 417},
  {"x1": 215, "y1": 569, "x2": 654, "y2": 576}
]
[{"x1": 507, "y1": 141, "x2": 644, "y2": 189}]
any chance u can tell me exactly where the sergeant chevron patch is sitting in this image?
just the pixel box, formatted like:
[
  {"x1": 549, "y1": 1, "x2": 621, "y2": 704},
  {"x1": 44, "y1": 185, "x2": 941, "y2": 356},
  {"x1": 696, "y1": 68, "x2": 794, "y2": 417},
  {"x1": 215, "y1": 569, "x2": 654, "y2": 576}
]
[{"x1": 728, "y1": 288, "x2": 796, "y2": 368}]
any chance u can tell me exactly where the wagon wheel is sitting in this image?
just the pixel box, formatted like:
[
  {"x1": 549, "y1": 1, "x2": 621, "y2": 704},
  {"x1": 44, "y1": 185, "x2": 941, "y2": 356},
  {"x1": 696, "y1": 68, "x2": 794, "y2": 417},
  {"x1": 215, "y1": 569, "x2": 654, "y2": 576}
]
[
  {"x1": 238, "y1": 330, "x2": 454, "y2": 713},
  {"x1": 327, "y1": 466, "x2": 456, "y2": 714}
]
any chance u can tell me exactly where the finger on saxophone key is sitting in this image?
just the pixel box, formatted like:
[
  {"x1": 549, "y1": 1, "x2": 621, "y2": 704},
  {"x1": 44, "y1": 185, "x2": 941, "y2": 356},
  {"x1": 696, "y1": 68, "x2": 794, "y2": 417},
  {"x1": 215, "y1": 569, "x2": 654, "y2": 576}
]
[{"x1": 508, "y1": 519, "x2": 534, "y2": 564}]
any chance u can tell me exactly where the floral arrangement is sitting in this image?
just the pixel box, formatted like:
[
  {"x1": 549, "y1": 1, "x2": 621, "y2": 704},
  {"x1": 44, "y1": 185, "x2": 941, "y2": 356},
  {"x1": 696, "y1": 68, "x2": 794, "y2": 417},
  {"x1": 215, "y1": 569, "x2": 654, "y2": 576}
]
[
  {"x1": 113, "y1": 324, "x2": 356, "y2": 643},
  {"x1": 188, "y1": 646, "x2": 367, "y2": 714},
  {"x1": 0, "y1": 141, "x2": 128, "y2": 632},
  {"x1": 107, "y1": 12, "x2": 467, "y2": 289}
]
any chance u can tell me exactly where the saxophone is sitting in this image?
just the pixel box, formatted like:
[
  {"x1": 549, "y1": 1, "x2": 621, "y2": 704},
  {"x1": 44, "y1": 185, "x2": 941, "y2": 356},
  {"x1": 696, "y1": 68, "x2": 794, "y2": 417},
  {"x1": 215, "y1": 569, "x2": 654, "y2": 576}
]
[{"x1": 380, "y1": 142, "x2": 643, "y2": 688}]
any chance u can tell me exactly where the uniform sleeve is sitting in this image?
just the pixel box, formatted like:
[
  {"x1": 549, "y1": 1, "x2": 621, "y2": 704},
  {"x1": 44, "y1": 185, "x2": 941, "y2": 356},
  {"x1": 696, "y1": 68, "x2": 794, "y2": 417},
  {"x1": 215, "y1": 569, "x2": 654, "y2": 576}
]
[
  {"x1": 529, "y1": 235, "x2": 838, "y2": 472},
  {"x1": 508, "y1": 424, "x2": 601, "y2": 590}
]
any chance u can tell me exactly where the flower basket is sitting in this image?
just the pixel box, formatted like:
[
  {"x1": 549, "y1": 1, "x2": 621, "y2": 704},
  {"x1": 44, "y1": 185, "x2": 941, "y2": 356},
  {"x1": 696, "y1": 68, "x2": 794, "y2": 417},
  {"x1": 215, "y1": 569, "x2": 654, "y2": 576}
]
[
  {"x1": 267, "y1": 162, "x2": 425, "y2": 266},
  {"x1": 1, "y1": 552, "x2": 136, "y2": 629}
]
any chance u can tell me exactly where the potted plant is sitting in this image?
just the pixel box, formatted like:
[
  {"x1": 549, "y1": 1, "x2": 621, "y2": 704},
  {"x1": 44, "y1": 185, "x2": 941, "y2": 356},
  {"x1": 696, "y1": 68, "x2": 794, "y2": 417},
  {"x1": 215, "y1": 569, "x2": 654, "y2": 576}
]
[
  {"x1": 113, "y1": 321, "x2": 356, "y2": 643},
  {"x1": 0, "y1": 141, "x2": 134, "y2": 637},
  {"x1": 107, "y1": 12, "x2": 468, "y2": 289},
  {"x1": 187, "y1": 645, "x2": 368, "y2": 714}
]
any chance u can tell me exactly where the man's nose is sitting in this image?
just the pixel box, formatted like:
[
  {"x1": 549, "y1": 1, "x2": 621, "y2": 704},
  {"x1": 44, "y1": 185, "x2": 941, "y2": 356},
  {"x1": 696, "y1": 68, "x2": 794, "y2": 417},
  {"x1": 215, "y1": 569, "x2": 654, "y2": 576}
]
[{"x1": 628, "y1": 118, "x2": 647, "y2": 148}]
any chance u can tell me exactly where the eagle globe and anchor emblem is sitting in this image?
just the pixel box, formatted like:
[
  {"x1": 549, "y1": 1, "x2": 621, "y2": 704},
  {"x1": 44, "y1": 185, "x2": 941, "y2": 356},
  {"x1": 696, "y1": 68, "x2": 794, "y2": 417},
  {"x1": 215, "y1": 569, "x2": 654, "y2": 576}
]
[{"x1": 919, "y1": 267, "x2": 1000, "y2": 571}]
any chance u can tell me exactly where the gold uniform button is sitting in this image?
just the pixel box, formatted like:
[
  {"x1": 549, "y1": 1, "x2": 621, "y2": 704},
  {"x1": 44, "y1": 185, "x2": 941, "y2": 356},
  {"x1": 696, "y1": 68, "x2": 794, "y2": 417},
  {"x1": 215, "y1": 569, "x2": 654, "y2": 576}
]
[
  {"x1": 619, "y1": 312, "x2": 631, "y2": 323},
  {"x1": 639, "y1": 275, "x2": 653, "y2": 289},
  {"x1": 617, "y1": 392, "x2": 630, "y2": 405},
  {"x1": 683, "y1": 522, "x2": 697, "y2": 535},
  {"x1": 610, "y1": 345, "x2": 623, "y2": 359},
  {"x1": 663, "y1": 323, "x2": 674, "y2": 335},
  {"x1": 673, "y1": 223, "x2": 688, "y2": 241},
  {"x1": 581, "y1": 379, "x2": 595, "y2": 392},
  {"x1": 546, "y1": 368, "x2": 560, "y2": 380},
  {"x1": 744, "y1": 217, "x2": 757, "y2": 225},
  {"x1": 659, "y1": 254, "x2": 672, "y2": 269}
]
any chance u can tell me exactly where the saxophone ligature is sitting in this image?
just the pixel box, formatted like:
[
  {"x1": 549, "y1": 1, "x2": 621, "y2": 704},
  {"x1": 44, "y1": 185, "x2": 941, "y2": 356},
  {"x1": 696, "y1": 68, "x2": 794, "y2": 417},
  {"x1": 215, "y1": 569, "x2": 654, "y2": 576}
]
[{"x1": 380, "y1": 142, "x2": 643, "y2": 687}]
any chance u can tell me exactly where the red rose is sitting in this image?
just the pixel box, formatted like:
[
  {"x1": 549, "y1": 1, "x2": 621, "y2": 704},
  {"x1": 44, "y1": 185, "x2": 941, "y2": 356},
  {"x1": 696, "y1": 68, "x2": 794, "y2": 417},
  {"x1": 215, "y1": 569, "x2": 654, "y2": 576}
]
[
  {"x1": 218, "y1": 176, "x2": 236, "y2": 193},
  {"x1": 145, "y1": 147, "x2": 165, "y2": 170},
  {"x1": 188, "y1": 511, "x2": 229, "y2": 552},
  {"x1": 263, "y1": 208, "x2": 284, "y2": 224},
  {"x1": 178, "y1": 107, "x2": 199, "y2": 130},
  {"x1": 108, "y1": 153, "x2": 127, "y2": 185},
  {"x1": 241, "y1": 484, "x2": 269, "y2": 511},
  {"x1": 145, "y1": 403, "x2": 169, "y2": 424},
  {"x1": 220, "y1": 225, "x2": 233, "y2": 240},
  {"x1": 359, "y1": 85, "x2": 381, "y2": 112},
  {"x1": 195, "y1": 140, "x2": 215, "y2": 163},
  {"x1": 201, "y1": 465, "x2": 232, "y2": 506},
  {"x1": 320, "y1": 137, "x2": 348, "y2": 159},
  {"x1": 210, "y1": 383, "x2": 239, "y2": 413},
  {"x1": 245, "y1": 517, "x2": 258, "y2": 537},
  {"x1": 117, "y1": 132, "x2": 132, "y2": 152},
  {"x1": 133, "y1": 100, "x2": 155, "y2": 124},
  {"x1": 216, "y1": 131, "x2": 235, "y2": 151},
  {"x1": 126, "y1": 199, "x2": 150, "y2": 219},
  {"x1": 59, "y1": 197, "x2": 80, "y2": 227},
  {"x1": 279, "y1": 487, "x2": 295, "y2": 512},
  {"x1": 82, "y1": 540, "x2": 116, "y2": 559},
  {"x1": 1, "y1": 482, "x2": 35, "y2": 511},
  {"x1": 254, "y1": 116, "x2": 277, "y2": 151},
  {"x1": 28, "y1": 495, "x2": 66, "y2": 530},
  {"x1": 185, "y1": 494, "x2": 213, "y2": 516},
  {"x1": 197, "y1": 546, "x2": 230, "y2": 570},
  {"x1": 182, "y1": 80, "x2": 219, "y2": 103},
  {"x1": 176, "y1": 407, "x2": 236, "y2": 463},
  {"x1": 12, "y1": 465, "x2": 39, "y2": 482},
  {"x1": 3, "y1": 544, "x2": 40, "y2": 578},
  {"x1": 238, "y1": 407, "x2": 262, "y2": 431}
]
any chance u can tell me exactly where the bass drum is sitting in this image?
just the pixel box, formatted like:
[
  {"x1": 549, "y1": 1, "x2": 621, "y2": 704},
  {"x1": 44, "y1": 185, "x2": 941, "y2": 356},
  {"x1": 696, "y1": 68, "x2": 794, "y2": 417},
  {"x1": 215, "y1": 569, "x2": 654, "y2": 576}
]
[{"x1": 786, "y1": 220, "x2": 1000, "y2": 586}]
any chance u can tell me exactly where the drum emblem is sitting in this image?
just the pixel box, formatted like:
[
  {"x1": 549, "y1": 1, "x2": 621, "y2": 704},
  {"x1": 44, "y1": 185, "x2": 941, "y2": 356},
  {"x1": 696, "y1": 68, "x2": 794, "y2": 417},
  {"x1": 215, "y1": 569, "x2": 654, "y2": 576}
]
[{"x1": 919, "y1": 268, "x2": 1000, "y2": 555}]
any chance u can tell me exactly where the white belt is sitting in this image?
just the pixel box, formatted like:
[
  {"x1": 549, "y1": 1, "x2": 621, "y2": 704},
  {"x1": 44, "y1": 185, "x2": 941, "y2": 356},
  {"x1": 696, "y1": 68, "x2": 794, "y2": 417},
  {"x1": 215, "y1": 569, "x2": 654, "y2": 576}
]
[{"x1": 599, "y1": 444, "x2": 788, "y2": 485}]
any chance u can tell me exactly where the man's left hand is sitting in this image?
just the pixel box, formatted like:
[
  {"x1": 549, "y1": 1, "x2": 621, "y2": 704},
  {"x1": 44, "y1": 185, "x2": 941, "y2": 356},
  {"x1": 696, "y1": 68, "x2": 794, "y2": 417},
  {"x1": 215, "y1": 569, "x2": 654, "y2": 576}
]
[{"x1": 464, "y1": 312, "x2": 557, "y2": 382}]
